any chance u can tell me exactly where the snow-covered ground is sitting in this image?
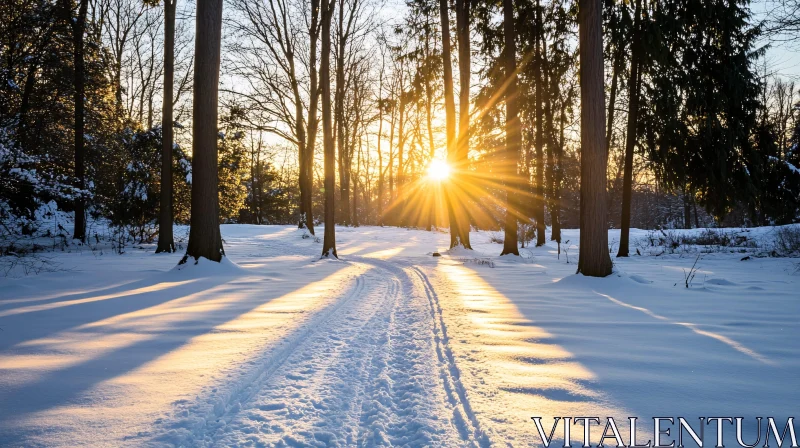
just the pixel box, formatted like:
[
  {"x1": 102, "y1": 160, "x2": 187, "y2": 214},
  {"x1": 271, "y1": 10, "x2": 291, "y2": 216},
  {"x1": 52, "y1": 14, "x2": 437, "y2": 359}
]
[{"x1": 0, "y1": 225, "x2": 798, "y2": 447}]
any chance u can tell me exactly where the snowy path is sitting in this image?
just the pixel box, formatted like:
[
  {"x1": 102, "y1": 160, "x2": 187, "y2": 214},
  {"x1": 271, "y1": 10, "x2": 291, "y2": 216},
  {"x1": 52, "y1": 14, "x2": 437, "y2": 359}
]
[{"x1": 0, "y1": 225, "x2": 798, "y2": 447}]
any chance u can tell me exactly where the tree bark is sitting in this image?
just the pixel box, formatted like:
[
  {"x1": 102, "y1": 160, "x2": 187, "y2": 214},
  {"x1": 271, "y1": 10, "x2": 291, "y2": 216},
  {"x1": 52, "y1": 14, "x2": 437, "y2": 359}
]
[
  {"x1": 183, "y1": 0, "x2": 225, "y2": 263},
  {"x1": 605, "y1": 45, "x2": 624, "y2": 153},
  {"x1": 304, "y1": 0, "x2": 321, "y2": 236},
  {"x1": 617, "y1": 0, "x2": 642, "y2": 258},
  {"x1": 577, "y1": 0, "x2": 612, "y2": 277},
  {"x1": 454, "y1": 0, "x2": 472, "y2": 249},
  {"x1": 440, "y1": 0, "x2": 459, "y2": 247},
  {"x1": 335, "y1": 0, "x2": 350, "y2": 226},
  {"x1": 534, "y1": 0, "x2": 546, "y2": 246},
  {"x1": 377, "y1": 59, "x2": 385, "y2": 226},
  {"x1": 321, "y1": 0, "x2": 338, "y2": 258},
  {"x1": 156, "y1": 0, "x2": 177, "y2": 253},
  {"x1": 64, "y1": 0, "x2": 89, "y2": 242},
  {"x1": 500, "y1": 0, "x2": 520, "y2": 256}
]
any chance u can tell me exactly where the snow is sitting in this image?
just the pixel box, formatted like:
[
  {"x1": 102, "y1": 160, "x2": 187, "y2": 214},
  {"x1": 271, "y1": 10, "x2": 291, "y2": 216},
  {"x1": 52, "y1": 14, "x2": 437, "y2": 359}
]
[
  {"x1": 0, "y1": 225, "x2": 798, "y2": 446},
  {"x1": 770, "y1": 155, "x2": 800, "y2": 175}
]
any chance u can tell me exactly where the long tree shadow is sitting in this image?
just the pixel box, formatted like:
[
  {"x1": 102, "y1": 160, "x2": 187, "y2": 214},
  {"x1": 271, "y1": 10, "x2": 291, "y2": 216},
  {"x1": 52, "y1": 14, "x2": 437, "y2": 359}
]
[
  {"x1": 0, "y1": 261, "x2": 355, "y2": 443},
  {"x1": 0, "y1": 273, "x2": 234, "y2": 350},
  {"x1": 458, "y1": 261, "x2": 800, "y2": 441}
]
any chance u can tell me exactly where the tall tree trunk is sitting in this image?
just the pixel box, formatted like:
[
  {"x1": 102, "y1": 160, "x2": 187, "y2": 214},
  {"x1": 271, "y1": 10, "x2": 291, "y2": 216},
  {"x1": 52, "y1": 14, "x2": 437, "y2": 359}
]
[
  {"x1": 321, "y1": 0, "x2": 337, "y2": 257},
  {"x1": 534, "y1": 0, "x2": 546, "y2": 246},
  {"x1": 543, "y1": 41, "x2": 557, "y2": 242},
  {"x1": 500, "y1": 0, "x2": 520, "y2": 256},
  {"x1": 424, "y1": 24, "x2": 436, "y2": 232},
  {"x1": 183, "y1": 0, "x2": 224, "y2": 263},
  {"x1": 294, "y1": 44, "x2": 309, "y2": 232},
  {"x1": 156, "y1": 0, "x2": 177, "y2": 253},
  {"x1": 396, "y1": 97, "x2": 406, "y2": 226},
  {"x1": 377, "y1": 63, "x2": 385, "y2": 226},
  {"x1": 454, "y1": 0, "x2": 472, "y2": 249},
  {"x1": 335, "y1": 2, "x2": 350, "y2": 226},
  {"x1": 617, "y1": 0, "x2": 642, "y2": 258},
  {"x1": 304, "y1": 0, "x2": 321, "y2": 236},
  {"x1": 65, "y1": 0, "x2": 89, "y2": 242},
  {"x1": 552, "y1": 100, "x2": 566, "y2": 243},
  {"x1": 353, "y1": 137, "x2": 361, "y2": 226},
  {"x1": 577, "y1": 0, "x2": 612, "y2": 277},
  {"x1": 440, "y1": 0, "x2": 459, "y2": 246}
]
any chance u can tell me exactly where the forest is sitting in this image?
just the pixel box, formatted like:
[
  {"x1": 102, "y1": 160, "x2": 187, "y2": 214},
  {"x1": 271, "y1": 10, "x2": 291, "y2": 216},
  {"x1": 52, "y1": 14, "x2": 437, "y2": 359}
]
[{"x1": 2, "y1": 0, "x2": 799, "y2": 272}]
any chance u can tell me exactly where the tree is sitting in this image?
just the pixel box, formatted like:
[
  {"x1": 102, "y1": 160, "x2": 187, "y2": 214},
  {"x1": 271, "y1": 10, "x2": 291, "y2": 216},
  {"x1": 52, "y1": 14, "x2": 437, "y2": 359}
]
[
  {"x1": 61, "y1": 0, "x2": 90, "y2": 242},
  {"x1": 617, "y1": 0, "x2": 642, "y2": 258},
  {"x1": 183, "y1": 0, "x2": 224, "y2": 263},
  {"x1": 156, "y1": 0, "x2": 177, "y2": 253},
  {"x1": 321, "y1": 0, "x2": 338, "y2": 258},
  {"x1": 500, "y1": 0, "x2": 520, "y2": 256},
  {"x1": 227, "y1": 0, "x2": 321, "y2": 235},
  {"x1": 439, "y1": 0, "x2": 461, "y2": 246},
  {"x1": 576, "y1": 0, "x2": 612, "y2": 277},
  {"x1": 533, "y1": 0, "x2": 545, "y2": 247},
  {"x1": 453, "y1": 0, "x2": 473, "y2": 249}
]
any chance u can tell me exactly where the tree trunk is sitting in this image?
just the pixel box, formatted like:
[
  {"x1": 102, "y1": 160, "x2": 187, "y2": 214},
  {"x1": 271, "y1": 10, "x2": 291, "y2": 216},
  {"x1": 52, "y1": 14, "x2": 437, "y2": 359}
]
[
  {"x1": 156, "y1": 0, "x2": 177, "y2": 253},
  {"x1": 335, "y1": 3, "x2": 350, "y2": 227},
  {"x1": 183, "y1": 0, "x2": 224, "y2": 263},
  {"x1": 65, "y1": 0, "x2": 89, "y2": 242},
  {"x1": 440, "y1": 0, "x2": 459, "y2": 246},
  {"x1": 454, "y1": 0, "x2": 472, "y2": 249},
  {"x1": 353, "y1": 138, "x2": 361, "y2": 226},
  {"x1": 605, "y1": 45, "x2": 623, "y2": 153},
  {"x1": 321, "y1": 0, "x2": 337, "y2": 258},
  {"x1": 534, "y1": 0, "x2": 546, "y2": 246},
  {"x1": 552, "y1": 102, "x2": 566, "y2": 243},
  {"x1": 500, "y1": 0, "x2": 520, "y2": 256},
  {"x1": 304, "y1": 0, "x2": 321, "y2": 235},
  {"x1": 377, "y1": 63, "x2": 385, "y2": 226},
  {"x1": 617, "y1": 0, "x2": 642, "y2": 258},
  {"x1": 577, "y1": 0, "x2": 612, "y2": 277}
]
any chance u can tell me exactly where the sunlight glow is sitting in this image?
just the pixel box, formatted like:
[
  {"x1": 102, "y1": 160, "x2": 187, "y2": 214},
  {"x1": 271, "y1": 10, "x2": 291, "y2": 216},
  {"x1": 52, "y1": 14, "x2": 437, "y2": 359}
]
[{"x1": 426, "y1": 159, "x2": 450, "y2": 181}]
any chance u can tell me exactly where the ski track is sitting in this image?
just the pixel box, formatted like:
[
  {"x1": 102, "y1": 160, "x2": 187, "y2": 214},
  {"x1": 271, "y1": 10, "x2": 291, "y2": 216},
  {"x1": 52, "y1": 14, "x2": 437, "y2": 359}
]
[{"x1": 151, "y1": 256, "x2": 465, "y2": 447}]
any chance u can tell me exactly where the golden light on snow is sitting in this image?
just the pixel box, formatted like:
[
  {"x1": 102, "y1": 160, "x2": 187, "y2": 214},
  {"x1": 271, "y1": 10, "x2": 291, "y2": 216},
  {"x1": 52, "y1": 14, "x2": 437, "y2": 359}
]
[
  {"x1": 0, "y1": 263, "x2": 372, "y2": 442},
  {"x1": 426, "y1": 159, "x2": 450, "y2": 181},
  {"x1": 435, "y1": 262, "x2": 638, "y2": 443}
]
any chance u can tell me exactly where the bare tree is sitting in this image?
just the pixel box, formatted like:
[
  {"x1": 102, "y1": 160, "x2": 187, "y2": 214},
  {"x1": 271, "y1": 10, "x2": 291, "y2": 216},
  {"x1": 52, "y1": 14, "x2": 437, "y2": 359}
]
[{"x1": 227, "y1": 0, "x2": 322, "y2": 234}]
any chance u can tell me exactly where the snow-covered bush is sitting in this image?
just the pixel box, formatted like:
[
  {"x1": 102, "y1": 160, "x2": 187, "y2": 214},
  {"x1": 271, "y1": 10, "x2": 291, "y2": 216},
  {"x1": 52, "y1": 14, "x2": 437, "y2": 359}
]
[
  {"x1": 775, "y1": 225, "x2": 800, "y2": 256},
  {"x1": 0, "y1": 126, "x2": 84, "y2": 251},
  {"x1": 93, "y1": 126, "x2": 191, "y2": 247}
]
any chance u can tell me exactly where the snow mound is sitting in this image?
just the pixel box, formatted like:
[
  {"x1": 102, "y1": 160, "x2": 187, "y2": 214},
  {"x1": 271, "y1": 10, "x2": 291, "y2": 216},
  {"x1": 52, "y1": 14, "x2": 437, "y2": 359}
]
[{"x1": 169, "y1": 256, "x2": 245, "y2": 277}]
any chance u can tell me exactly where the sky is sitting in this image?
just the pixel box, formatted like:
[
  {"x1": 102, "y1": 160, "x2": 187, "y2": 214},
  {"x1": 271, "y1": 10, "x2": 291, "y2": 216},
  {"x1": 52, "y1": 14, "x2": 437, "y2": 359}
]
[{"x1": 752, "y1": 0, "x2": 800, "y2": 80}]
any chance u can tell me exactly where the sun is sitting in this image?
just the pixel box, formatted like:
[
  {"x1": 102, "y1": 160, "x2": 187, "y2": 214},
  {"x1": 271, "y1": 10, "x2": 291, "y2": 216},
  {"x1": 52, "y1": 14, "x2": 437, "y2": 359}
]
[{"x1": 427, "y1": 159, "x2": 451, "y2": 181}]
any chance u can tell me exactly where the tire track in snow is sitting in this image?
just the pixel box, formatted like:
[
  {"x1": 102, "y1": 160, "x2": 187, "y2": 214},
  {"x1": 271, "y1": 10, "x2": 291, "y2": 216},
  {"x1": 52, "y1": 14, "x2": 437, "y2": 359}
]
[
  {"x1": 150, "y1": 263, "x2": 371, "y2": 446},
  {"x1": 409, "y1": 265, "x2": 490, "y2": 448},
  {"x1": 207, "y1": 263, "x2": 402, "y2": 446},
  {"x1": 351, "y1": 257, "x2": 466, "y2": 447}
]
